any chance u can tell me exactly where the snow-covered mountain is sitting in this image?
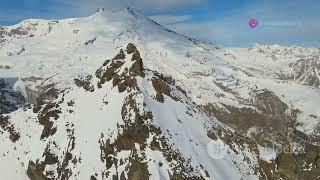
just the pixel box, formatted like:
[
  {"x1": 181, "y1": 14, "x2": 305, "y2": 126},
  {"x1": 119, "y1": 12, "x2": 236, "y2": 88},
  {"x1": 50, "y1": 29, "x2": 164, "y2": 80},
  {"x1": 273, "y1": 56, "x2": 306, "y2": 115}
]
[{"x1": 1, "y1": 7, "x2": 320, "y2": 180}]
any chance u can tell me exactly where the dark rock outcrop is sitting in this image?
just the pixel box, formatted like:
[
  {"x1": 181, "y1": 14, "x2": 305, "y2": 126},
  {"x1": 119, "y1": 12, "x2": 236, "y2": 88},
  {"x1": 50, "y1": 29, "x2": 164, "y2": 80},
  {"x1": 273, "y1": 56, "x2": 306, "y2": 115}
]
[
  {"x1": 0, "y1": 115, "x2": 21, "y2": 142},
  {"x1": 9, "y1": 27, "x2": 28, "y2": 36},
  {"x1": 74, "y1": 75, "x2": 95, "y2": 92},
  {"x1": 27, "y1": 161, "x2": 48, "y2": 180},
  {"x1": 0, "y1": 78, "x2": 26, "y2": 114},
  {"x1": 96, "y1": 43, "x2": 144, "y2": 92}
]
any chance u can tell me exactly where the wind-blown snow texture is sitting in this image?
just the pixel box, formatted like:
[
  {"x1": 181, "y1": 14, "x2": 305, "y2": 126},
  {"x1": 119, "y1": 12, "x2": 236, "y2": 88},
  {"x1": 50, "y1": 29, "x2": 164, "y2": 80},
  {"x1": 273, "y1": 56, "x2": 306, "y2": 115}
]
[{"x1": 0, "y1": 8, "x2": 320, "y2": 180}]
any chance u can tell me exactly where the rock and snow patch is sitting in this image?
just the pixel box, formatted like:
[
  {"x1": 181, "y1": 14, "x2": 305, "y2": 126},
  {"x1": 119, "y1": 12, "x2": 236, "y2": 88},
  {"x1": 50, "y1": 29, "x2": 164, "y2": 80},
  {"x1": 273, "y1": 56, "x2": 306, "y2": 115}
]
[{"x1": 258, "y1": 145, "x2": 278, "y2": 163}]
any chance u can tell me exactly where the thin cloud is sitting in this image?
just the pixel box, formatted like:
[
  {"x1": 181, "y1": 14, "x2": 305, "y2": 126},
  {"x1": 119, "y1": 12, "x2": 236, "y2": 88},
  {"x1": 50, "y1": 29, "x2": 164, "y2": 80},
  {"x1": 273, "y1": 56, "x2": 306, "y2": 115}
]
[
  {"x1": 149, "y1": 15, "x2": 192, "y2": 25},
  {"x1": 1, "y1": 0, "x2": 318, "y2": 47},
  {"x1": 51, "y1": 0, "x2": 206, "y2": 16},
  {"x1": 167, "y1": 0, "x2": 320, "y2": 47},
  {"x1": 0, "y1": 10, "x2": 53, "y2": 24},
  {"x1": 128, "y1": 0, "x2": 204, "y2": 11},
  {"x1": 1, "y1": 0, "x2": 206, "y2": 23}
]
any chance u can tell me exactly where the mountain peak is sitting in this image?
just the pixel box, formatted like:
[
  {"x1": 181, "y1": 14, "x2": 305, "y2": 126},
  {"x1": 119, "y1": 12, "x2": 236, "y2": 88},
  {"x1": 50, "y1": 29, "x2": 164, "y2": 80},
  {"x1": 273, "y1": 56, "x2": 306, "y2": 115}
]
[{"x1": 96, "y1": 7, "x2": 105, "y2": 13}]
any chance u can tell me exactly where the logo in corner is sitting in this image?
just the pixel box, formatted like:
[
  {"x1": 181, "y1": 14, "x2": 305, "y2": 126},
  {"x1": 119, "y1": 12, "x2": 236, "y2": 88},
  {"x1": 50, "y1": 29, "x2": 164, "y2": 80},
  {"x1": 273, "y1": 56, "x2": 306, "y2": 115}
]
[{"x1": 249, "y1": 18, "x2": 259, "y2": 28}]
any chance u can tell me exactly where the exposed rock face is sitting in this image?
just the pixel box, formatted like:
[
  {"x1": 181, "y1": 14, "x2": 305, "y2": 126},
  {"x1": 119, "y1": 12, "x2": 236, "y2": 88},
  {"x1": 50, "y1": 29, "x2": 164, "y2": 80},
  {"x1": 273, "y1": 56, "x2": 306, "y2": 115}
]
[
  {"x1": 0, "y1": 65, "x2": 12, "y2": 69},
  {"x1": 0, "y1": 115, "x2": 20, "y2": 142},
  {"x1": 127, "y1": 43, "x2": 144, "y2": 77},
  {"x1": 14, "y1": 77, "x2": 59, "y2": 106},
  {"x1": 290, "y1": 58, "x2": 320, "y2": 88},
  {"x1": 84, "y1": 38, "x2": 96, "y2": 46},
  {"x1": 254, "y1": 89, "x2": 288, "y2": 115},
  {"x1": 74, "y1": 75, "x2": 95, "y2": 92},
  {"x1": 9, "y1": 27, "x2": 29, "y2": 36},
  {"x1": 152, "y1": 77, "x2": 171, "y2": 103},
  {"x1": 126, "y1": 43, "x2": 137, "y2": 54},
  {"x1": 36, "y1": 102, "x2": 61, "y2": 139},
  {"x1": 26, "y1": 130, "x2": 76, "y2": 179},
  {"x1": 200, "y1": 85, "x2": 320, "y2": 179},
  {"x1": 276, "y1": 144, "x2": 320, "y2": 180},
  {"x1": 130, "y1": 58, "x2": 144, "y2": 77},
  {"x1": 96, "y1": 43, "x2": 144, "y2": 93},
  {"x1": 112, "y1": 49, "x2": 126, "y2": 60},
  {"x1": 201, "y1": 91, "x2": 295, "y2": 138},
  {"x1": 0, "y1": 78, "x2": 26, "y2": 114},
  {"x1": 27, "y1": 161, "x2": 48, "y2": 180},
  {"x1": 98, "y1": 92, "x2": 154, "y2": 179},
  {"x1": 0, "y1": 26, "x2": 7, "y2": 37}
]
